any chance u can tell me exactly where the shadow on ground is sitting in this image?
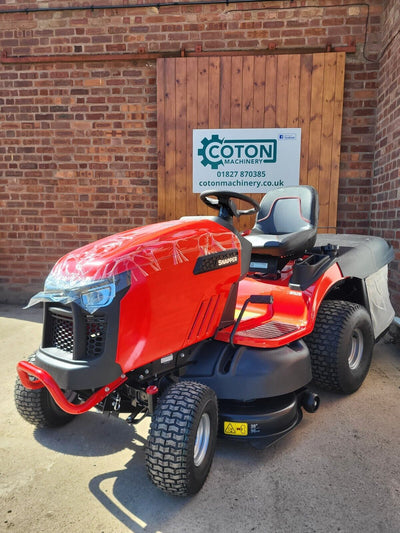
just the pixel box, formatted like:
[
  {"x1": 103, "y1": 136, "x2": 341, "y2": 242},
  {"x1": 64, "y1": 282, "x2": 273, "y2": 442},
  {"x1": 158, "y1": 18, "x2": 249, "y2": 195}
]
[{"x1": 31, "y1": 405, "x2": 320, "y2": 532}]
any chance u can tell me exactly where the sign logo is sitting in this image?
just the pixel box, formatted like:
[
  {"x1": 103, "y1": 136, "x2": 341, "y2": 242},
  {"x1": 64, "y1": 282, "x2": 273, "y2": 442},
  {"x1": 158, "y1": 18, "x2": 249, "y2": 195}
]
[{"x1": 198, "y1": 134, "x2": 277, "y2": 170}]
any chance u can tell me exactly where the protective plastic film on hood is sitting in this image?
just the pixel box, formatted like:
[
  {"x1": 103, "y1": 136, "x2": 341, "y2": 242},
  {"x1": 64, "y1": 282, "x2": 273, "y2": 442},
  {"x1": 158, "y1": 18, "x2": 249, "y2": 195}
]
[
  {"x1": 48, "y1": 229, "x2": 239, "y2": 283},
  {"x1": 25, "y1": 223, "x2": 240, "y2": 313},
  {"x1": 25, "y1": 271, "x2": 131, "y2": 314}
]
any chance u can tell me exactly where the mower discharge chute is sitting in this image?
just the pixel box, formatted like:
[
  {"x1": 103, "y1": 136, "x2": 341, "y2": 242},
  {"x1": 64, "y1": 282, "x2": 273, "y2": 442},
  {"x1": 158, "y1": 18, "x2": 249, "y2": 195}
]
[{"x1": 15, "y1": 187, "x2": 395, "y2": 496}]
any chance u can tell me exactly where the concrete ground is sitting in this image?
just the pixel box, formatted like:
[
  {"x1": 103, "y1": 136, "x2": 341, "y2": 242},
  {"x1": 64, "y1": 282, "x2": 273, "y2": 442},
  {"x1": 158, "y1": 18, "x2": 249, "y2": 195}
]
[{"x1": 1, "y1": 303, "x2": 399, "y2": 533}]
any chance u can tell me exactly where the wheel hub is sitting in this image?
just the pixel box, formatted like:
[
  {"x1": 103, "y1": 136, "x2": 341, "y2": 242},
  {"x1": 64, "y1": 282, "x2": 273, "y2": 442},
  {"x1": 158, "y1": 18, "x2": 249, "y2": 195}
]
[
  {"x1": 194, "y1": 413, "x2": 210, "y2": 467},
  {"x1": 348, "y1": 327, "x2": 364, "y2": 370}
]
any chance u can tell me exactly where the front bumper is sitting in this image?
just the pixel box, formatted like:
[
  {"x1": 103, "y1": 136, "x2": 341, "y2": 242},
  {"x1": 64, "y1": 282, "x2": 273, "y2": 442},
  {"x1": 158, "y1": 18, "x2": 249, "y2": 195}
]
[{"x1": 17, "y1": 360, "x2": 127, "y2": 415}]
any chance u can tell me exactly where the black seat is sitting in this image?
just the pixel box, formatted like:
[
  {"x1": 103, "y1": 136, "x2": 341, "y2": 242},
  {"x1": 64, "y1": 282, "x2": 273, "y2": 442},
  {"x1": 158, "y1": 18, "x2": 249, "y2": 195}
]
[{"x1": 245, "y1": 186, "x2": 319, "y2": 258}]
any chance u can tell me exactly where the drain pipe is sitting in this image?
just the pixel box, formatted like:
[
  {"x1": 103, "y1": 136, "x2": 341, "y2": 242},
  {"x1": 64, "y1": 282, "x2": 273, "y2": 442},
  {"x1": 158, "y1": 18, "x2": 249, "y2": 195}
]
[{"x1": 0, "y1": 0, "x2": 293, "y2": 15}]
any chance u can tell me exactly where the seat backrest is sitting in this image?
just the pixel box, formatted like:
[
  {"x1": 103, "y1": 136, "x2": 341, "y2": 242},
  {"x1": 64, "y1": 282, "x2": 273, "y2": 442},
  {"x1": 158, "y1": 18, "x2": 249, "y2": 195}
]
[{"x1": 252, "y1": 186, "x2": 319, "y2": 236}]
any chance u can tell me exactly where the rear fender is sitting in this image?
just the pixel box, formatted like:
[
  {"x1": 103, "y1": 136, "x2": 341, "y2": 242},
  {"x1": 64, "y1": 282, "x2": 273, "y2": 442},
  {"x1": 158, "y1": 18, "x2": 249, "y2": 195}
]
[
  {"x1": 323, "y1": 267, "x2": 395, "y2": 339},
  {"x1": 218, "y1": 263, "x2": 344, "y2": 348}
]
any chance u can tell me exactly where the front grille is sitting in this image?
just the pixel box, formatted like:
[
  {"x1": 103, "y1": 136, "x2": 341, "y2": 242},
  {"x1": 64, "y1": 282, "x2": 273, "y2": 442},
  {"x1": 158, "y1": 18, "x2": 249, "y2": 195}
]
[
  {"x1": 49, "y1": 309, "x2": 74, "y2": 353},
  {"x1": 86, "y1": 315, "x2": 106, "y2": 359},
  {"x1": 47, "y1": 306, "x2": 107, "y2": 360}
]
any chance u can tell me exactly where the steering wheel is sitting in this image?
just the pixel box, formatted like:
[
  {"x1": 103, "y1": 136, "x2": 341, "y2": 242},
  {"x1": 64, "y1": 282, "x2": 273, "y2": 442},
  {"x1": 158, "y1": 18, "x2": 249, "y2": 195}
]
[{"x1": 200, "y1": 190, "x2": 260, "y2": 219}]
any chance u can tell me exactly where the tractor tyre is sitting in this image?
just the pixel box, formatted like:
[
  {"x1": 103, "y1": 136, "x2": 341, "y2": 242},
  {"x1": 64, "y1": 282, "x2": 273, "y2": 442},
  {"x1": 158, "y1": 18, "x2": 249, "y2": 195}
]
[
  {"x1": 306, "y1": 301, "x2": 374, "y2": 394},
  {"x1": 146, "y1": 381, "x2": 218, "y2": 496},
  {"x1": 15, "y1": 354, "x2": 76, "y2": 428}
]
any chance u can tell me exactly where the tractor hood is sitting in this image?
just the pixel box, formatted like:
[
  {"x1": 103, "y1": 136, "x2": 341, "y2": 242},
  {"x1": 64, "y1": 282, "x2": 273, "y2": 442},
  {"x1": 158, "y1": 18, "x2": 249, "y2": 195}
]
[{"x1": 26, "y1": 218, "x2": 241, "y2": 314}]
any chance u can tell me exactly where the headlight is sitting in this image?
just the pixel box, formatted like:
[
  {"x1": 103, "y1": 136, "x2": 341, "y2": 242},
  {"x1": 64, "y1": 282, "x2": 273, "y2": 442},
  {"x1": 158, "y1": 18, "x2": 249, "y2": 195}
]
[
  {"x1": 25, "y1": 272, "x2": 130, "y2": 313},
  {"x1": 80, "y1": 282, "x2": 115, "y2": 313}
]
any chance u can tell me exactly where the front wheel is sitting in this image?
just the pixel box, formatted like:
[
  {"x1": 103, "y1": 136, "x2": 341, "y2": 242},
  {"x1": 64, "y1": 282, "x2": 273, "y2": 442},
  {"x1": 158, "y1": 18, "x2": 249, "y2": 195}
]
[
  {"x1": 306, "y1": 301, "x2": 374, "y2": 394},
  {"x1": 15, "y1": 354, "x2": 77, "y2": 428},
  {"x1": 146, "y1": 381, "x2": 218, "y2": 496},
  {"x1": 15, "y1": 378, "x2": 77, "y2": 428}
]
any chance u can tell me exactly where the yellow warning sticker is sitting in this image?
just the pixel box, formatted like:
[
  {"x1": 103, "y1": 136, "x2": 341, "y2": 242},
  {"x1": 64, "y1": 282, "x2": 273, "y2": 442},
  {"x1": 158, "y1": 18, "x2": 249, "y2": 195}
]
[{"x1": 224, "y1": 421, "x2": 248, "y2": 436}]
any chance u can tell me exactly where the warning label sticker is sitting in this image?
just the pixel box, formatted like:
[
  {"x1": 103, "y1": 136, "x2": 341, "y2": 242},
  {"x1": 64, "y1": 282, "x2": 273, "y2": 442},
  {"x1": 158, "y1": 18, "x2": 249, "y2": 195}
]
[{"x1": 224, "y1": 421, "x2": 248, "y2": 436}]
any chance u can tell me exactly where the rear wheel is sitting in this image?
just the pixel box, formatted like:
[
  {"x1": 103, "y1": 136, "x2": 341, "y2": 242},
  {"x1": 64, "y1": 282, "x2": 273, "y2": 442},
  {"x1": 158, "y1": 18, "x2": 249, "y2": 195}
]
[
  {"x1": 306, "y1": 301, "x2": 374, "y2": 394},
  {"x1": 146, "y1": 381, "x2": 218, "y2": 496},
  {"x1": 14, "y1": 354, "x2": 76, "y2": 428}
]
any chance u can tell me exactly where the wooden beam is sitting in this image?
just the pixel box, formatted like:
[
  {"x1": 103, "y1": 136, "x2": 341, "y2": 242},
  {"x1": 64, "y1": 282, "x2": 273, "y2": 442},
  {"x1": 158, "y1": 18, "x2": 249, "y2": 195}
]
[{"x1": 0, "y1": 44, "x2": 356, "y2": 65}]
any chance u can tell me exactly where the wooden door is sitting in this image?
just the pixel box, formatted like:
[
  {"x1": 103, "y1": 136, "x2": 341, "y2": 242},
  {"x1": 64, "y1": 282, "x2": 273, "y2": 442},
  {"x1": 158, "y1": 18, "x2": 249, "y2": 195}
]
[{"x1": 157, "y1": 53, "x2": 345, "y2": 232}]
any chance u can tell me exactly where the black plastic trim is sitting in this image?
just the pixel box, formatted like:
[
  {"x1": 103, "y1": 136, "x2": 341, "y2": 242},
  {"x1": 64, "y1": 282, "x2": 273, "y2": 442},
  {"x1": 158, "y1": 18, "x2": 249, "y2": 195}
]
[
  {"x1": 35, "y1": 275, "x2": 130, "y2": 390},
  {"x1": 182, "y1": 339, "x2": 312, "y2": 401},
  {"x1": 193, "y1": 249, "x2": 238, "y2": 275},
  {"x1": 289, "y1": 253, "x2": 335, "y2": 290}
]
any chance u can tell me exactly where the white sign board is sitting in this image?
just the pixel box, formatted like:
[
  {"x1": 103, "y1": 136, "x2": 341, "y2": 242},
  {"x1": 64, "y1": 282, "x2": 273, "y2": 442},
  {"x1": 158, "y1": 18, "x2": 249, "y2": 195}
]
[{"x1": 193, "y1": 128, "x2": 301, "y2": 193}]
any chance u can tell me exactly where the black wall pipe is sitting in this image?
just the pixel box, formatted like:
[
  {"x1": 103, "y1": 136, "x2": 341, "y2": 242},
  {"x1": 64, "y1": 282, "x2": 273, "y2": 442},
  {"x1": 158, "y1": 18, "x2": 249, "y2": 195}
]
[{"x1": 0, "y1": 0, "x2": 292, "y2": 15}]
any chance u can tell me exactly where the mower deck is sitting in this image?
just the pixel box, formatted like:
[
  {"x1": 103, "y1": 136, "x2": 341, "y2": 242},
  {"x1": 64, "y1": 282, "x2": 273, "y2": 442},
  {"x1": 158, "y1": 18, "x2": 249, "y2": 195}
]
[{"x1": 218, "y1": 392, "x2": 303, "y2": 448}]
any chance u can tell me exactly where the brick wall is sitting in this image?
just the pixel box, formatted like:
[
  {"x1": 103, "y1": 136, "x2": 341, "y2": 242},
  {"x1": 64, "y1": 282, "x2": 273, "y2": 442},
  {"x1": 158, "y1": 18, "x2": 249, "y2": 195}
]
[
  {"x1": 335, "y1": 0, "x2": 381, "y2": 233},
  {"x1": 371, "y1": 0, "x2": 400, "y2": 313},
  {"x1": 1, "y1": 0, "x2": 396, "y2": 311},
  {"x1": 0, "y1": 58, "x2": 158, "y2": 299}
]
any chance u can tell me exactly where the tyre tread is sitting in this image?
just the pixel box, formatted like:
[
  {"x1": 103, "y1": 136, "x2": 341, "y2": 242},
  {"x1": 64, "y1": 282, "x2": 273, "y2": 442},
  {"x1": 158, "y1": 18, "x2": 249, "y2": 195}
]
[
  {"x1": 146, "y1": 381, "x2": 216, "y2": 496},
  {"x1": 306, "y1": 300, "x2": 373, "y2": 393}
]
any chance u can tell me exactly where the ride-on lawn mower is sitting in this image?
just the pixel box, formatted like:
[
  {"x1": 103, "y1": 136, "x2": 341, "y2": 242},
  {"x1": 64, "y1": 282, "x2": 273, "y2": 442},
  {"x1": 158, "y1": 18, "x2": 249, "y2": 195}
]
[{"x1": 15, "y1": 186, "x2": 395, "y2": 496}]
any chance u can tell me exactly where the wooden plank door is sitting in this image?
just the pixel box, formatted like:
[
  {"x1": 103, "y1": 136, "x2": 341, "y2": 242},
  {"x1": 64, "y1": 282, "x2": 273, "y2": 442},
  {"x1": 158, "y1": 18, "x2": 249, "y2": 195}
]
[{"x1": 157, "y1": 53, "x2": 345, "y2": 232}]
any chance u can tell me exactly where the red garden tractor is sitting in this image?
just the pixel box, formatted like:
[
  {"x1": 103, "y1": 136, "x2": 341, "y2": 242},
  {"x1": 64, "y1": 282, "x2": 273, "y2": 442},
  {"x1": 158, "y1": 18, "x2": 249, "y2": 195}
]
[{"x1": 15, "y1": 186, "x2": 395, "y2": 495}]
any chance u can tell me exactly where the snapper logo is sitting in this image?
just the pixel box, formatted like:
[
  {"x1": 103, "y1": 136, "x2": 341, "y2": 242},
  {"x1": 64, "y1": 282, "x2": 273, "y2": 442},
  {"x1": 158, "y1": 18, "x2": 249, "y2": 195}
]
[{"x1": 193, "y1": 250, "x2": 239, "y2": 275}]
